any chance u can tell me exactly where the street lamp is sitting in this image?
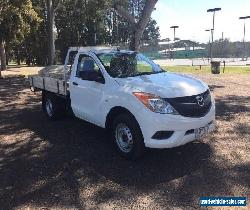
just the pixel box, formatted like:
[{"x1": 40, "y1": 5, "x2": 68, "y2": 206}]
[
  {"x1": 207, "y1": 8, "x2": 221, "y2": 61},
  {"x1": 165, "y1": 38, "x2": 171, "y2": 58},
  {"x1": 205, "y1": 29, "x2": 213, "y2": 62},
  {"x1": 205, "y1": 29, "x2": 212, "y2": 41},
  {"x1": 170, "y1": 26, "x2": 179, "y2": 59},
  {"x1": 170, "y1": 25, "x2": 179, "y2": 41},
  {"x1": 239, "y1": 16, "x2": 250, "y2": 60}
]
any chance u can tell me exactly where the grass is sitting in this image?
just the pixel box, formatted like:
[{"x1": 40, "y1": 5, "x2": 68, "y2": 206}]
[
  {"x1": 161, "y1": 65, "x2": 250, "y2": 74},
  {"x1": 1, "y1": 65, "x2": 250, "y2": 79}
]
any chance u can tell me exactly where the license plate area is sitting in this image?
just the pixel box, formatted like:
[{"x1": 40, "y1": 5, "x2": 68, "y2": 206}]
[{"x1": 195, "y1": 124, "x2": 210, "y2": 139}]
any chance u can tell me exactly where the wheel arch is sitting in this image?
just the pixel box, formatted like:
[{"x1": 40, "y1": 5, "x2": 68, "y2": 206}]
[
  {"x1": 105, "y1": 106, "x2": 139, "y2": 130},
  {"x1": 105, "y1": 106, "x2": 145, "y2": 159}
]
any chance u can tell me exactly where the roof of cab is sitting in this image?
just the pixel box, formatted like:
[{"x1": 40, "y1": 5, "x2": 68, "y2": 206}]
[{"x1": 68, "y1": 46, "x2": 134, "y2": 54}]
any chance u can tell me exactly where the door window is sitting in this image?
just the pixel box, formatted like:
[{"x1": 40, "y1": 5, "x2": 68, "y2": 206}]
[{"x1": 76, "y1": 55, "x2": 103, "y2": 82}]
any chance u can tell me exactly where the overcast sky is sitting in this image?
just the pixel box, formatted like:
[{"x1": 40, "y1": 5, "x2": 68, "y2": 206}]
[{"x1": 152, "y1": 0, "x2": 250, "y2": 43}]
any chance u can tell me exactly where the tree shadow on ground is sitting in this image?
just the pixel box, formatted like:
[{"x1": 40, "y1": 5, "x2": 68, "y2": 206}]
[
  {"x1": 0, "y1": 78, "x2": 249, "y2": 209},
  {"x1": 208, "y1": 84, "x2": 225, "y2": 92},
  {"x1": 215, "y1": 95, "x2": 250, "y2": 121}
]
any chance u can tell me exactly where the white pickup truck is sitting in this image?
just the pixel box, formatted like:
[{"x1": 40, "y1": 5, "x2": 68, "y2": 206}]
[{"x1": 29, "y1": 46, "x2": 215, "y2": 159}]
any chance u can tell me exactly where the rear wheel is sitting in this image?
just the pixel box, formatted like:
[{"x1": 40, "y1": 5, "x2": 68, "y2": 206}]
[
  {"x1": 42, "y1": 92, "x2": 64, "y2": 120},
  {"x1": 45, "y1": 97, "x2": 53, "y2": 117},
  {"x1": 112, "y1": 114, "x2": 145, "y2": 159}
]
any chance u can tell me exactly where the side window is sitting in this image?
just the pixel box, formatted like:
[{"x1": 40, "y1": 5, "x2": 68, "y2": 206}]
[
  {"x1": 76, "y1": 55, "x2": 102, "y2": 79},
  {"x1": 68, "y1": 51, "x2": 78, "y2": 72},
  {"x1": 64, "y1": 50, "x2": 77, "y2": 73}
]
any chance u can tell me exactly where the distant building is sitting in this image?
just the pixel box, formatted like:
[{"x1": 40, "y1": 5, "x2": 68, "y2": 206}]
[{"x1": 158, "y1": 40, "x2": 207, "y2": 58}]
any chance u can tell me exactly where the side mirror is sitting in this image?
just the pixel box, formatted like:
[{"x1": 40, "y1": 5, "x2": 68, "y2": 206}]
[
  {"x1": 87, "y1": 71, "x2": 105, "y2": 83},
  {"x1": 92, "y1": 71, "x2": 105, "y2": 83},
  {"x1": 78, "y1": 70, "x2": 105, "y2": 83},
  {"x1": 78, "y1": 71, "x2": 87, "y2": 80}
]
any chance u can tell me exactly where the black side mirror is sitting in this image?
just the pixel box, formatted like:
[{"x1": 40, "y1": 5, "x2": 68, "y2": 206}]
[
  {"x1": 95, "y1": 75, "x2": 105, "y2": 84},
  {"x1": 79, "y1": 71, "x2": 104, "y2": 83},
  {"x1": 78, "y1": 71, "x2": 87, "y2": 80},
  {"x1": 89, "y1": 71, "x2": 105, "y2": 83}
]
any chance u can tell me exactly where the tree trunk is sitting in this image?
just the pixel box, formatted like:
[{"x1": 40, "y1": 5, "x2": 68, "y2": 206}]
[
  {"x1": 5, "y1": 44, "x2": 9, "y2": 66},
  {"x1": 114, "y1": 0, "x2": 158, "y2": 51},
  {"x1": 0, "y1": 40, "x2": 7, "y2": 77},
  {"x1": 132, "y1": 0, "x2": 158, "y2": 51},
  {"x1": 6, "y1": 53, "x2": 8, "y2": 66},
  {"x1": 26, "y1": 56, "x2": 31, "y2": 66},
  {"x1": 17, "y1": 48, "x2": 21, "y2": 65},
  {"x1": 46, "y1": 0, "x2": 56, "y2": 65},
  {"x1": 130, "y1": 28, "x2": 145, "y2": 51}
]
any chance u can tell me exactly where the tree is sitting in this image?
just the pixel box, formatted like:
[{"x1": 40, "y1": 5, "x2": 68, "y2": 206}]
[
  {"x1": 45, "y1": 0, "x2": 61, "y2": 65},
  {"x1": 47, "y1": 0, "x2": 109, "y2": 64},
  {"x1": 0, "y1": 0, "x2": 40, "y2": 75},
  {"x1": 0, "y1": 0, "x2": 160, "y2": 72},
  {"x1": 0, "y1": 0, "x2": 9, "y2": 73},
  {"x1": 142, "y1": 18, "x2": 160, "y2": 46},
  {"x1": 55, "y1": 0, "x2": 112, "y2": 61},
  {"x1": 114, "y1": 0, "x2": 158, "y2": 50}
]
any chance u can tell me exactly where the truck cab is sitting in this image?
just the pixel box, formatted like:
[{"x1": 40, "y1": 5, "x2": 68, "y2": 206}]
[{"x1": 30, "y1": 47, "x2": 215, "y2": 159}]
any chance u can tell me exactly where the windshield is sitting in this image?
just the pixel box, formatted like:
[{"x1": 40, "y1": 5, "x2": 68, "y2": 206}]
[{"x1": 97, "y1": 52, "x2": 163, "y2": 78}]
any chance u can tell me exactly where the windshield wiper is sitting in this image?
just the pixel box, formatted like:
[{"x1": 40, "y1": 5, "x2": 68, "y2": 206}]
[
  {"x1": 132, "y1": 70, "x2": 165, "y2": 76},
  {"x1": 117, "y1": 70, "x2": 165, "y2": 78}
]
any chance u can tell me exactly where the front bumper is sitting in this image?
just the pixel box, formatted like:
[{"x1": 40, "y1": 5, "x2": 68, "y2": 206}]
[{"x1": 136, "y1": 103, "x2": 216, "y2": 149}]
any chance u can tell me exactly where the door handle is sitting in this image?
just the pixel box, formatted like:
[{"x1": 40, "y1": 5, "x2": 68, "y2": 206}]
[{"x1": 72, "y1": 82, "x2": 78, "y2": 86}]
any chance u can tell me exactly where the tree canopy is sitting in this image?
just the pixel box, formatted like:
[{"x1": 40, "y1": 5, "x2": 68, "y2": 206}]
[
  {"x1": 0, "y1": 0, "x2": 40, "y2": 43},
  {"x1": 0, "y1": 0, "x2": 40, "y2": 71},
  {"x1": 0, "y1": 0, "x2": 160, "y2": 72}
]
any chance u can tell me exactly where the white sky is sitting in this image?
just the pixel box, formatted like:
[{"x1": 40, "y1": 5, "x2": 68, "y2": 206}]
[{"x1": 152, "y1": 0, "x2": 250, "y2": 43}]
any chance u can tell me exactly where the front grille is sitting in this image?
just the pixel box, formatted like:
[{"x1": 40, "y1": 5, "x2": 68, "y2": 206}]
[{"x1": 165, "y1": 89, "x2": 212, "y2": 118}]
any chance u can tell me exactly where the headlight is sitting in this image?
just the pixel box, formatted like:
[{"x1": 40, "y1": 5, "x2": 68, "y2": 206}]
[{"x1": 133, "y1": 92, "x2": 179, "y2": 114}]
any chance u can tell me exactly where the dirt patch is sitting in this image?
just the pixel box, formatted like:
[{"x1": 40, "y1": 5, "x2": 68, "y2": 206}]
[
  {"x1": 0, "y1": 74, "x2": 249, "y2": 209},
  {"x1": 1, "y1": 66, "x2": 43, "y2": 78}
]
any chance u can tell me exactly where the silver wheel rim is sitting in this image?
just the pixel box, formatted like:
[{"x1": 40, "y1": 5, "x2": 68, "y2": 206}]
[
  {"x1": 45, "y1": 98, "x2": 53, "y2": 117},
  {"x1": 115, "y1": 123, "x2": 133, "y2": 153}
]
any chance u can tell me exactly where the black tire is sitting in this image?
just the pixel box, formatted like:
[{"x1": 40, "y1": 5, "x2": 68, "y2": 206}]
[
  {"x1": 42, "y1": 92, "x2": 64, "y2": 120},
  {"x1": 112, "y1": 113, "x2": 145, "y2": 159}
]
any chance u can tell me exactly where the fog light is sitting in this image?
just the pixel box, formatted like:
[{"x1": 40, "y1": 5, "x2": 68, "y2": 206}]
[
  {"x1": 185, "y1": 129, "x2": 194, "y2": 135},
  {"x1": 152, "y1": 131, "x2": 174, "y2": 140}
]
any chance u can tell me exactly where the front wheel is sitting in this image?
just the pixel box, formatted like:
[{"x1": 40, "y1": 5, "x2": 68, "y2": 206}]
[{"x1": 112, "y1": 114, "x2": 145, "y2": 159}]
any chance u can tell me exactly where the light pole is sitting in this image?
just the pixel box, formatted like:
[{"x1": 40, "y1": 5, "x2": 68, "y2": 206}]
[
  {"x1": 170, "y1": 26, "x2": 179, "y2": 59},
  {"x1": 207, "y1": 8, "x2": 221, "y2": 61},
  {"x1": 205, "y1": 29, "x2": 213, "y2": 62},
  {"x1": 239, "y1": 16, "x2": 250, "y2": 60},
  {"x1": 165, "y1": 38, "x2": 171, "y2": 58},
  {"x1": 170, "y1": 25, "x2": 179, "y2": 41}
]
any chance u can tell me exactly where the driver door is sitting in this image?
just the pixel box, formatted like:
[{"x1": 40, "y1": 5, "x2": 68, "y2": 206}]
[{"x1": 70, "y1": 53, "x2": 105, "y2": 126}]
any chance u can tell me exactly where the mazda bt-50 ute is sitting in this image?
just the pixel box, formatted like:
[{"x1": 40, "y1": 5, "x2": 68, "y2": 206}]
[{"x1": 29, "y1": 46, "x2": 215, "y2": 159}]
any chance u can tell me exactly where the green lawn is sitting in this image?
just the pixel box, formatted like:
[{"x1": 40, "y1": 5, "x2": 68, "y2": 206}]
[
  {"x1": 2, "y1": 65, "x2": 250, "y2": 79},
  {"x1": 137, "y1": 64, "x2": 250, "y2": 74},
  {"x1": 161, "y1": 65, "x2": 250, "y2": 74}
]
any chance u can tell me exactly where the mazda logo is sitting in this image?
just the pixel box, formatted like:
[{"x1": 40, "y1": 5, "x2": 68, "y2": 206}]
[{"x1": 196, "y1": 96, "x2": 205, "y2": 107}]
